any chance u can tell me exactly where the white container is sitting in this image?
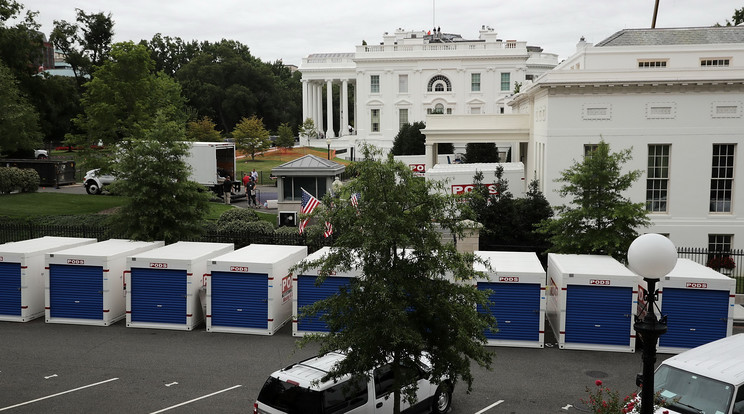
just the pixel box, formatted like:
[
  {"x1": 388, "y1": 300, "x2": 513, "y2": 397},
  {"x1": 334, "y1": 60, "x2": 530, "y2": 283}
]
[
  {"x1": 45, "y1": 239, "x2": 164, "y2": 326},
  {"x1": 546, "y1": 254, "x2": 640, "y2": 353},
  {"x1": 474, "y1": 251, "x2": 546, "y2": 348},
  {"x1": 425, "y1": 162, "x2": 525, "y2": 196},
  {"x1": 126, "y1": 241, "x2": 233, "y2": 331},
  {"x1": 0, "y1": 237, "x2": 97, "y2": 322},
  {"x1": 206, "y1": 244, "x2": 308, "y2": 335},
  {"x1": 645, "y1": 259, "x2": 737, "y2": 354},
  {"x1": 293, "y1": 247, "x2": 362, "y2": 337}
]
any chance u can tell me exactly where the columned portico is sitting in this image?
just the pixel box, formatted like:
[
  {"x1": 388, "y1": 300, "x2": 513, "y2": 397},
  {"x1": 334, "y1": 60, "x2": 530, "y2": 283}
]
[{"x1": 325, "y1": 80, "x2": 335, "y2": 138}]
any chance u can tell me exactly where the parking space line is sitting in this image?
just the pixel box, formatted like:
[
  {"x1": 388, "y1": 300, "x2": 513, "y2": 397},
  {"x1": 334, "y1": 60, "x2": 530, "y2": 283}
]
[
  {"x1": 0, "y1": 377, "x2": 119, "y2": 411},
  {"x1": 149, "y1": 384, "x2": 243, "y2": 413},
  {"x1": 474, "y1": 400, "x2": 504, "y2": 414}
]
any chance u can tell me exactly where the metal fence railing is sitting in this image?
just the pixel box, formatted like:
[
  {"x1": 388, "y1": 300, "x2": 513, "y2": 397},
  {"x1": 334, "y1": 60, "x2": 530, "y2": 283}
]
[{"x1": 676, "y1": 247, "x2": 743, "y2": 293}]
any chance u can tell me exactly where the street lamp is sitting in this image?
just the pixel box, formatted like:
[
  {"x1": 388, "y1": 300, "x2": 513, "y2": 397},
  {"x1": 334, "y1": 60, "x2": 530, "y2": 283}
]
[
  {"x1": 326, "y1": 138, "x2": 331, "y2": 160},
  {"x1": 627, "y1": 233, "x2": 677, "y2": 414}
]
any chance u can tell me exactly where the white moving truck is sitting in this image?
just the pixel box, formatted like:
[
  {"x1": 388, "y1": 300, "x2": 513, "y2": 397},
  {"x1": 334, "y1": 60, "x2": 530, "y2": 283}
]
[
  {"x1": 425, "y1": 162, "x2": 526, "y2": 197},
  {"x1": 84, "y1": 141, "x2": 237, "y2": 196}
]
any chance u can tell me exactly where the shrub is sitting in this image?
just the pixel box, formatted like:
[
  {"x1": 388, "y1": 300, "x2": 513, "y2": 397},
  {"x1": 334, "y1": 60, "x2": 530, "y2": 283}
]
[
  {"x1": 19, "y1": 168, "x2": 39, "y2": 193},
  {"x1": 217, "y1": 208, "x2": 259, "y2": 229},
  {"x1": 0, "y1": 167, "x2": 35, "y2": 194}
]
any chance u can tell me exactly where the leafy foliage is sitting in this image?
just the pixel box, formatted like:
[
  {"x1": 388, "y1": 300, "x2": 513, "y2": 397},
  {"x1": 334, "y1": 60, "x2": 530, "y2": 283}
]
[
  {"x1": 294, "y1": 145, "x2": 494, "y2": 413},
  {"x1": 391, "y1": 121, "x2": 426, "y2": 155},
  {"x1": 0, "y1": 61, "x2": 42, "y2": 154},
  {"x1": 186, "y1": 116, "x2": 222, "y2": 142},
  {"x1": 216, "y1": 207, "x2": 259, "y2": 227},
  {"x1": 232, "y1": 115, "x2": 270, "y2": 160},
  {"x1": 537, "y1": 140, "x2": 649, "y2": 261},
  {"x1": 298, "y1": 117, "x2": 318, "y2": 140},
  {"x1": 464, "y1": 143, "x2": 499, "y2": 163},
  {"x1": 276, "y1": 122, "x2": 295, "y2": 149},
  {"x1": 50, "y1": 8, "x2": 114, "y2": 86}
]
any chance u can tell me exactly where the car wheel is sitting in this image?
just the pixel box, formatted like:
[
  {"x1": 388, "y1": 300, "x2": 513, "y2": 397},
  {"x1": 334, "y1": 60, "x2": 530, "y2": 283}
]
[
  {"x1": 85, "y1": 181, "x2": 101, "y2": 195},
  {"x1": 37, "y1": 154, "x2": 47, "y2": 159},
  {"x1": 432, "y1": 384, "x2": 451, "y2": 414}
]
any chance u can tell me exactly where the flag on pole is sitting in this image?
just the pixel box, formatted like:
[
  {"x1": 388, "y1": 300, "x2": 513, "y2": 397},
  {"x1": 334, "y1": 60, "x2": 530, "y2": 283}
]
[
  {"x1": 350, "y1": 193, "x2": 359, "y2": 208},
  {"x1": 299, "y1": 188, "x2": 321, "y2": 234},
  {"x1": 323, "y1": 221, "x2": 333, "y2": 238}
]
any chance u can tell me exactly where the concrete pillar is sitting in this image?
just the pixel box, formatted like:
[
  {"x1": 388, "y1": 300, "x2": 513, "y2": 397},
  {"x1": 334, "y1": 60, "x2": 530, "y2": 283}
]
[
  {"x1": 316, "y1": 83, "x2": 324, "y2": 132},
  {"x1": 326, "y1": 80, "x2": 335, "y2": 138},
  {"x1": 341, "y1": 79, "x2": 349, "y2": 136}
]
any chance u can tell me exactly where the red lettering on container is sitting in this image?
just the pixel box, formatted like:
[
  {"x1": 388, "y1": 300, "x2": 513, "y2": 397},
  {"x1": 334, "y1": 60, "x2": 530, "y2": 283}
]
[
  {"x1": 149, "y1": 262, "x2": 168, "y2": 269},
  {"x1": 67, "y1": 259, "x2": 85, "y2": 265},
  {"x1": 590, "y1": 279, "x2": 611, "y2": 285},
  {"x1": 499, "y1": 276, "x2": 520, "y2": 282},
  {"x1": 685, "y1": 282, "x2": 707, "y2": 289},
  {"x1": 451, "y1": 184, "x2": 499, "y2": 195},
  {"x1": 230, "y1": 266, "x2": 250, "y2": 272},
  {"x1": 409, "y1": 164, "x2": 426, "y2": 173}
]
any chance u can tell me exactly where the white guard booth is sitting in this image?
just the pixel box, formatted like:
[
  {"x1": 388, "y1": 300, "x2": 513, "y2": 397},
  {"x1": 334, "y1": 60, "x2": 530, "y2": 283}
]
[
  {"x1": 206, "y1": 244, "x2": 308, "y2": 335},
  {"x1": 644, "y1": 259, "x2": 736, "y2": 354},
  {"x1": 0, "y1": 237, "x2": 97, "y2": 322},
  {"x1": 293, "y1": 247, "x2": 362, "y2": 337},
  {"x1": 547, "y1": 254, "x2": 639, "y2": 353},
  {"x1": 474, "y1": 251, "x2": 546, "y2": 348},
  {"x1": 45, "y1": 239, "x2": 164, "y2": 326},
  {"x1": 126, "y1": 241, "x2": 233, "y2": 331}
]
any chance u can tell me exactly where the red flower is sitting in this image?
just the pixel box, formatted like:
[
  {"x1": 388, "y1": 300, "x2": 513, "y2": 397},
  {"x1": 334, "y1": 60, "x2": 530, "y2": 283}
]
[{"x1": 595, "y1": 379, "x2": 603, "y2": 386}]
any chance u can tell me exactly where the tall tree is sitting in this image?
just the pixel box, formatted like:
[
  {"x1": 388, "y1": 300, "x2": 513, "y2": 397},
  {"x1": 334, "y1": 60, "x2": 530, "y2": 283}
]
[
  {"x1": 717, "y1": 6, "x2": 744, "y2": 26},
  {"x1": 0, "y1": 0, "x2": 43, "y2": 79},
  {"x1": 298, "y1": 117, "x2": 318, "y2": 140},
  {"x1": 513, "y1": 179, "x2": 553, "y2": 248},
  {"x1": 275, "y1": 122, "x2": 294, "y2": 150},
  {"x1": 50, "y1": 8, "x2": 114, "y2": 85},
  {"x1": 106, "y1": 112, "x2": 211, "y2": 243},
  {"x1": 140, "y1": 33, "x2": 199, "y2": 77},
  {"x1": 537, "y1": 139, "x2": 650, "y2": 261},
  {"x1": 185, "y1": 116, "x2": 221, "y2": 142},
  {"x1": 296, "y1": 145, "x2": 494, "y2": 414},
  {"x1": 463, "y1": 142, "x2": 500, "y2": 163},
  {"x1": 391, "y1": 121, "x2": 426, "y2": 155},
  {"x1": 71, "y1": 41, "x2": 186, "y2": 169},
  {"x1": 232, "y1": 115, "x2": 270, "y2": 160},
  {"x1": 0, "y1": 60, "x2": 42, "y2": 155}
]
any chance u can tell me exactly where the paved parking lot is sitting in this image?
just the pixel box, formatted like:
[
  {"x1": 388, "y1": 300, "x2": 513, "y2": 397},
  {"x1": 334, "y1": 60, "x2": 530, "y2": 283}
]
[{"x1": 3, "y1": 318, "x2": 739, "y2": 413}]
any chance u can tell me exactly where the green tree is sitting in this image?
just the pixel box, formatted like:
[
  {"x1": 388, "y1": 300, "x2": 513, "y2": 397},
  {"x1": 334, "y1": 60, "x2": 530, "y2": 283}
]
[
  {"x1": 298, "y1": 117, "x2": 318, "y2": 140},
  {"x1": 463, "y1": 143, "x2": 499, "y2": 163},
  {"x1": 537, "y1": 140, "x2": 650, "y2": 261},
  {"x1": 71, "y1": 41, "x2": 186, "y2": 169},
  {"x1": 232, "y1": 115, "x2": 270, "y2": 160},
  {"x1": 513, "y1": 179, "x2": 553, "y2": 248},
  {"x1": 186, "y1": 116, "x2": 221, "y2": 142},
  {"x1": 106, "y1": 112, "x2": 211, "y2": 243},
  {"x1": 275, "y1": 122, "x2": 295, "y2": 149},
  {"x1": 0, "y1": 0, "x2": 43, "y2": 79},
  {"x1": 0, "y1": 61, "x2": 42, "y2": 155},
  {"x1": 717, "y1": 6, "x2": 744, "y2": 25},
  {"x1": 295, "y1": 145, "x2": 494, "y2": 414},
  {"x1": 50, "y1": 8, "x2": 114, "y2": 86},
  {"x1": 140, "y1": 33, "x2": 199, "y2": 77},
  {"x1": 391, "y1": 121, "x2": 426, "y2": 155}
]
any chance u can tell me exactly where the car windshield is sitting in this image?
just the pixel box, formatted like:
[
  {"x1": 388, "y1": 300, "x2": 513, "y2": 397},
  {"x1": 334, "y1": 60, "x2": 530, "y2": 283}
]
[
  {"x1": 654, "y1": 365, "x2": 734, "y2": 414},
  {"x1": 257, "y1": 377, "x2": 322, "y2": 414}
]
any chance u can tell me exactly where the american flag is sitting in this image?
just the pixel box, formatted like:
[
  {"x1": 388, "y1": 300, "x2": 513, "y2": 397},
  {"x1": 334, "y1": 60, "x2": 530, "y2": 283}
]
[
  {"x1": 350, "y1": 193, "x2": 359, "y2": 208},
  {"x1": 301, "y1": 188, "x2": 321, "y2": 214},
  {"x1": 323, "y1": 221, "x2": 333, "y2": 238}
]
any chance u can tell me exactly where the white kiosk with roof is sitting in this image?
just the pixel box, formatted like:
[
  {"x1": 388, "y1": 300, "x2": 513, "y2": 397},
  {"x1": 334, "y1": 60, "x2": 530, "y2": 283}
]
[
  {"x1": 547, "y1": 253, "x2": 639, "y2": 353},
  {"x1": 474, "y1": 251, "x2": 546, "y2": 348},
  {"x1": 45, "y1": 239, "x2": 164, "y2": 326},
  {"x1": 126, "y1": 241, "x2": 233, "y2": 331},
  {"x1": 0, "y1": 237, "x2": 97, "y2": 322},
  {"x1": 206, "y1": 244, "x2": 308, "y2": 335}
]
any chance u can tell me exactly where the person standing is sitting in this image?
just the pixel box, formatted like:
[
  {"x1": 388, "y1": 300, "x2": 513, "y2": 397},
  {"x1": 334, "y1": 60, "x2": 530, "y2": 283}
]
[
  {"x1": 251, "y1": 169, "x2": 258, "y2": 183},
  {"x1": 247, "y1": 178, "x2": 257, "y2": 206},
  {"x1": 223, "y1": 175, "x2": 232, "y2": 204},
  {"x1": 242, "y1": 173, "x2": 250, "y2": 188}
]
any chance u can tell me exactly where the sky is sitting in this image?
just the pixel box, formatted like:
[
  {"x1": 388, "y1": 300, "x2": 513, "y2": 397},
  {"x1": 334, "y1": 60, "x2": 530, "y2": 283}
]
[{"x1": 16, "y1": 0, "x2": 743, "y2": 66}]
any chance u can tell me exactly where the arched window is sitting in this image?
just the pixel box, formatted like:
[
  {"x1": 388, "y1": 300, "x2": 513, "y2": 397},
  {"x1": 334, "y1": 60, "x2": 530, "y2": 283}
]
[{"x1": 427, "y1": 75, "x2": 452, "y2": 92}]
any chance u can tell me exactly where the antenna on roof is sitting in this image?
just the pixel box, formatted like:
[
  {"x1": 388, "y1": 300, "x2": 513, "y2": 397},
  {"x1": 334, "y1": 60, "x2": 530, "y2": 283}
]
[
  {"x1": 651, "y1": 0, "x2": 659, "y2": 28},
  {"x1": 433, "y1": 0, "x2": 436, "y2": 29}
]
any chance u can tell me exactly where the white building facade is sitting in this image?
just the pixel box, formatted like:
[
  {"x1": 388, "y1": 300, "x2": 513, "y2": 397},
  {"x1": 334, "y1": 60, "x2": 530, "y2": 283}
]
[{"x1": 299, "y1": 27, "x2": 559, "y2": 158}]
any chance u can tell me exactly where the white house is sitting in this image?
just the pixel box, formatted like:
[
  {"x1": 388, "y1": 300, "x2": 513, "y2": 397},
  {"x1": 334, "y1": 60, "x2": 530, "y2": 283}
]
[
  {"x1": 425, "y1": 26, "x2": 744, "y2": 251},
  {"x1": 299, "y1": 27, "x2": 559, "y2": 158}
]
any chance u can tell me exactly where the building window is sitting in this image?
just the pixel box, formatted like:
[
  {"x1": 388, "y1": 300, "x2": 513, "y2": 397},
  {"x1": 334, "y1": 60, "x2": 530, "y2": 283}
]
[
  {"x1": 701, "y1": 58, "x2": 730, "y2": 67},
  {"x1": 470, "y1": 106, "x2": 481, "y2": 114},
  {"x1": 709, "y1": 234, "x2": 733, "y2": 254},
  {"x1": 398, "y1": 108, "x2": 408, "y2": 130},
  {"x1": 646, "y1": 145, "x2": 670, "y2": 212},
  {"x1": 427, "y1": 75, "x2": 451, "y2": 92},
  {"x1": 471, "y1": 73, "x2": 481, "y2": 92},
  {"x1": 638, "y1": 60, "x2": 668, "y2": 68},
  {"x1": 584, "y1": 144, "x2": 598, "y2": 159},
  {"x1": 370, "y1": 108, "x2": 380, "y2": 132},
  {"x1": 283, "y1": 176, "x2": 327, "y2": 201},
  {"x1": 370, "y1": 75, "x2": 380, "y2": 93},
  {"x1": 710, "y1": 144, "x2": 735, "y2": 213},
  {"x1": 500, "y1": 73, "x2": 511, "y2": 91},
  {"x1": 398, "y1": 74, "x2": 408, "y2": 93}
]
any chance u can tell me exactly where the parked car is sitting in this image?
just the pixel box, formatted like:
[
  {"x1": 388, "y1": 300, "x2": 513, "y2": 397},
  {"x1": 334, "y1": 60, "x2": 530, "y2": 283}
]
[{"x1": 254, "y1": 351, "x2": 452, "y2": 414}]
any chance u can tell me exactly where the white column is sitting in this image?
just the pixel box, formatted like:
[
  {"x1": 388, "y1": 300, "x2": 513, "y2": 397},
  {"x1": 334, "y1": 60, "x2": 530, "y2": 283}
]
[
  {"x1": 341, "y1": 79, "x2": 349, "y2": 137},
  {"x1": 326, "y1": 80, "x2": 335, "y2": 138},
  {"x1": 302, "y1": 80, "x2": 309, "y2": 124},
  {"x1": 316, "y1": 83, "x2": 323, "y2": 132}
]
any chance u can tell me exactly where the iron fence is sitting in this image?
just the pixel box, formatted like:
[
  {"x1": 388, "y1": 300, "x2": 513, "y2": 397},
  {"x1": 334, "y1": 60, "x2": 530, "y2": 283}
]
[{"x1": 677, "y1": 247, "x2": 744, "y2": 293}]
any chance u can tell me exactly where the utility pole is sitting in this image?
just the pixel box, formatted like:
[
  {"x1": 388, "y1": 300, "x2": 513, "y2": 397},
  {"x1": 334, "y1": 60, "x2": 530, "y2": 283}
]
[{"x1": 651, "y1": 0, "x2": 660, "y2": 28}]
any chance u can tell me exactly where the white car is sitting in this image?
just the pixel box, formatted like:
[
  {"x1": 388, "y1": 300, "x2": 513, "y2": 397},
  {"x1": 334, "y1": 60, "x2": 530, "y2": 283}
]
[
  {"x1": 83, "y1": 169, "x2": 116, "y2": 195},
  {"x1": 254, "y1": 351, "x2": 452, "y2": 414}
]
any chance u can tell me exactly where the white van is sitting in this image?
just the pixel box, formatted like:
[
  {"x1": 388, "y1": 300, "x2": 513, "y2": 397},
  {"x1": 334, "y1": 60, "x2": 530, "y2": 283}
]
[
  {"x1": 653, "y1": 333, "x2": 744, "y2": 414},
  {"x1": 253, "y1": 351, "x2": 452, "y2": 414}
]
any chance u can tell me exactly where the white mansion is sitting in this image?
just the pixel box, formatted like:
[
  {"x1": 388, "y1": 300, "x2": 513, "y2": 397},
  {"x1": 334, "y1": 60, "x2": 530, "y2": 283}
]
[{"x1": 301, "y1": 26, "x2": 744, "y2": 252}]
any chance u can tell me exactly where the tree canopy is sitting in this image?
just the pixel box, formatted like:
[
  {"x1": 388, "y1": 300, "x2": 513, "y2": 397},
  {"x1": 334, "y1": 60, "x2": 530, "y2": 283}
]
[
  {"x1": 537, "y1": 139, "x2": 649, "y2": 261},
  {"x1": 275, "y1": 122, "x2": 295, "y2": 149},
  {"x1": 51, "y1": 8, "x2": 114, "y2": 86},
  {"x1": 464, "y1": 142, "x2": 500, "y2": 163},
  {"x1": 185, "y1": 116, "x2": 222, "y2": 142},
  {"x1": 295, "y1": 145, "x2": 494, "y2": 413},
  {"x1": 232, "y1": 115, "x2": 270, "y2": 160},
  {"x1": 391, "y1": 121, "x2": 426, "y2": 155},
  {"x1": 0, "y1": 60, "x2": 42, "y2": 155}
]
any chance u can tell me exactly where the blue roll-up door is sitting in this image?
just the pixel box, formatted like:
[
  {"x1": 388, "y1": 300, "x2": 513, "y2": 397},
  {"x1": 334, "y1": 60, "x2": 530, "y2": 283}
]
[
  {"x1": 659, "y1": 287, "x2": 729, "y2": 349},
  {"x1": 565, "y1": 285, "x2": 632, "y2": 346},
  {"x1": 49, "y1": 264, "x2": 103, "y2": 320},
  {"x1": 296, "y1": 275, "x2": 350, "y2": 332},
  {"x1": 130, "y1": 268, "x2": 186, "y2": 324},
  {"x1": 211, "y1": 271, "x2": 268, "y2": 329},
  {"x1": 0, "y1": 262, "x2": 22, "y2": 316},
  {"x1": 478, "y1": 282, "x2": 541, "y2": 341}
]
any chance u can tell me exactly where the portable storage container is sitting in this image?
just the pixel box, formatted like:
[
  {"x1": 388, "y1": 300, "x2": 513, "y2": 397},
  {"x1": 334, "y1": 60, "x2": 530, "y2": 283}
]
[
  {"x1": 206, "y1": 244, "x2": 307, "y2": 335},
  {"x1": 474, "y1": 251, "x2": 546, "y2": 348},
  {"x1": 643, "y1": 258, "x2": 736, "y2": 354},
  {"x1": 424, "y1": 162, "x2": 526, "y2": 197},
  {"x1": 293, "y1": 247, "x2": 362, "y2": 337},
  {"x1": 0, "y1": 237, "x2": 96, "y2": 322},
  {"x1": 126, "y1": 242, "x2": 233, "y2": 331},
  {"x1": 45, "y1": 239, "x2": 164, "y2": 326},
  {"x1": 546, "y1": 254, "x2": 639, "y2": 352}
]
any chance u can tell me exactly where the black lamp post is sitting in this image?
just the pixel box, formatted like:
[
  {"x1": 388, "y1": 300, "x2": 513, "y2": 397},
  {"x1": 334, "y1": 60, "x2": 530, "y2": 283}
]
[
  {"x1": 627, "y1": 234, "x2": 677, "y2": 414},
  {"x1": 326, "y1": 138, "x2": 331, "y2": 160}
]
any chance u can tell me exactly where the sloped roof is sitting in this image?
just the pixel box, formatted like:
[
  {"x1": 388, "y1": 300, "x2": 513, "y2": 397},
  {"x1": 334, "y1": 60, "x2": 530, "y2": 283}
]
[
  {"x1": 596, "y1": 26, "x2": 744, "y2": 47},
  {"x1": 272, "y1": 154, "x2": 345, "y2": 176}
]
